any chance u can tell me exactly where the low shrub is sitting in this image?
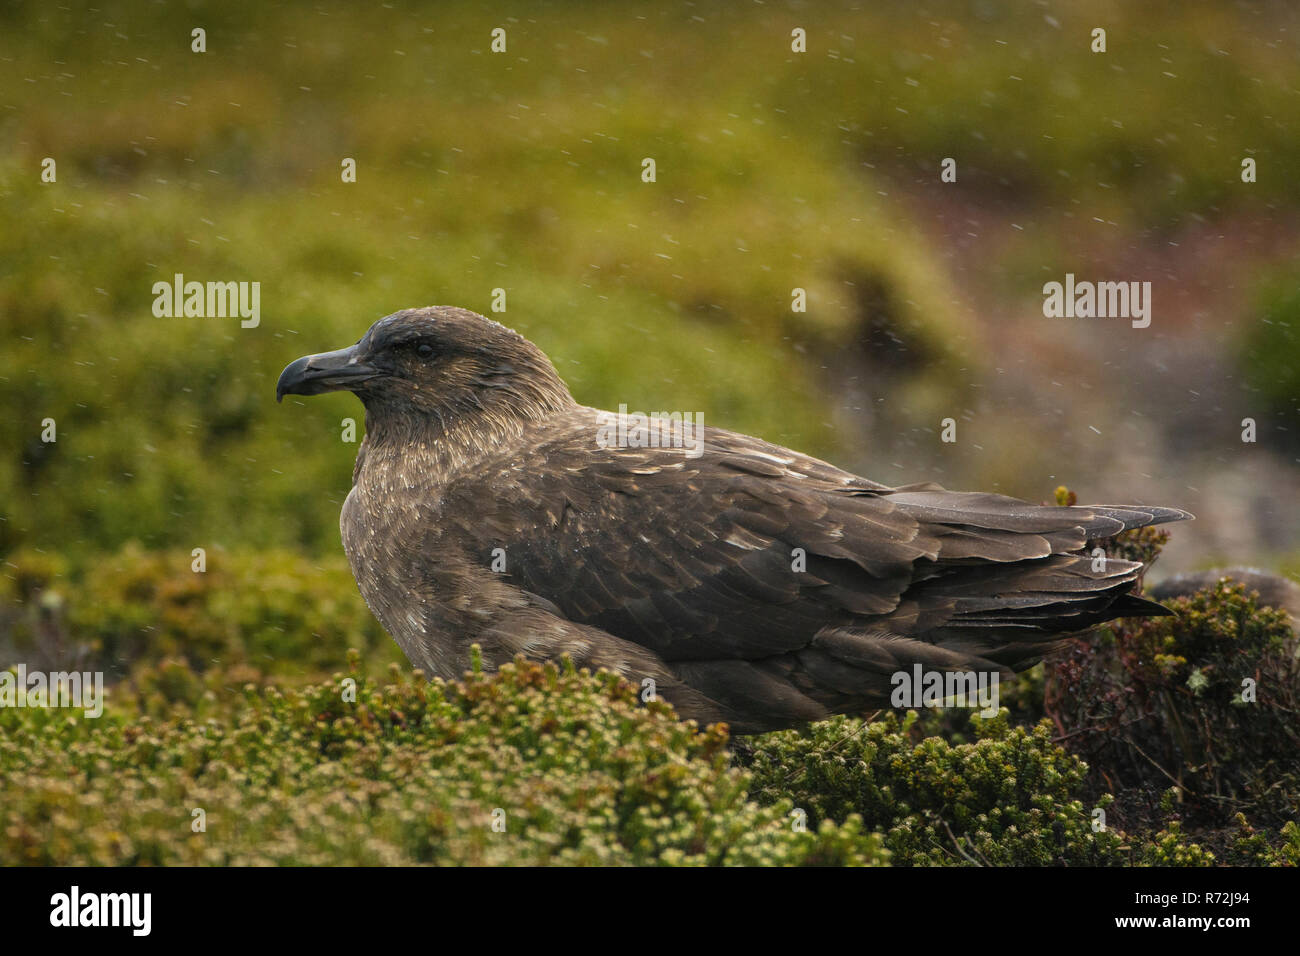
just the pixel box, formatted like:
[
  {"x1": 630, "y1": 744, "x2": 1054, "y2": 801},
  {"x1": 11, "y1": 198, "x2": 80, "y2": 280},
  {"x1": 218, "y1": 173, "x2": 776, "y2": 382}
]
[
  {"x1": 0, "y1": 543, "x2": 400, "y2": 681},
  {"x1": 745, "y1": 709, "x2": 1218, "y2": 866},
  {"x1": 1045, "y1": 579, "x2": 1299, "y2": 829},
  {"x1": 2, "y1": 539, "x2": 1295, "y2": 865},
  {"x1": 0, "y1": 655, "x2": 882, "y2": 866}
]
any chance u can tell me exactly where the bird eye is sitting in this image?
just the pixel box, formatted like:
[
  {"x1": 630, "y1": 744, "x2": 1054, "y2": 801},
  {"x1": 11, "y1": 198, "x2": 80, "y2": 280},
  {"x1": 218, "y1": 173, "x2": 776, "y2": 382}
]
[{"x1": 416, "y1": 343, "x2": 435, "y2": 359}]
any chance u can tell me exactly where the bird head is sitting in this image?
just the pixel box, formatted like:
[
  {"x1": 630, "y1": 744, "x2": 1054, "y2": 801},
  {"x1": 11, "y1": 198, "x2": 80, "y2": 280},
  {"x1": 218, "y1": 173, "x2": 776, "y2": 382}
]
[{"x1": 276, "y1": 306, "x2": 574, "y2": 428}]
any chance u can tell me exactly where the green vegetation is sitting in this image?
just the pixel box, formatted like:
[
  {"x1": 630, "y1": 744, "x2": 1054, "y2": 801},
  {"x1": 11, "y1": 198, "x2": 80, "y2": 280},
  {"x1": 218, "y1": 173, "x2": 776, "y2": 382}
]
[
  {"x1": 2, "y1": 1, "x2": 1298, "y2": 866},
  {"x1": 1046, "y1": 580, "x2": 1299, "y2": 829},
  {"x1": 5, "y1": 642, "x2": 1291, "y2": 867},
  {"x1": 2, "y1": 530, "x2": 1296, "y2": 866},
  {"x1": 0, "y1": 544, "x2": 400, "y2": 684},
  {"x1": 1240, "y1": 277, "x2": 1300, "y2": 446},
  {"x1": 746, "y1": 711, "x2": 1224, "y2": 867},
  {"x1": 0, "y1": 655, "x2": 882, "y2": 866},
  {"x1": 3, "y1": 1, "x2": 1300, "y2": 557}
]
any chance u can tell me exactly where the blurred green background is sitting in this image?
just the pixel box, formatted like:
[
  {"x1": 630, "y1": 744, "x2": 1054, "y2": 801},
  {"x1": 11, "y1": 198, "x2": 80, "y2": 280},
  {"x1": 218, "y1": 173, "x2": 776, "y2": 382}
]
[{"x1": 2, "y1": 0, "x2": 1299, "y2": 677}]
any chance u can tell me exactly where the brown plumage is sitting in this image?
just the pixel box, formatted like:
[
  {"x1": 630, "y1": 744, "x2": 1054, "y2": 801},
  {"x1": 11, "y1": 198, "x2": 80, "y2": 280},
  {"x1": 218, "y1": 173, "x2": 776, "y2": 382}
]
[{"x1": 277, "y1": 306, "x2": 1191, "y2": 733}]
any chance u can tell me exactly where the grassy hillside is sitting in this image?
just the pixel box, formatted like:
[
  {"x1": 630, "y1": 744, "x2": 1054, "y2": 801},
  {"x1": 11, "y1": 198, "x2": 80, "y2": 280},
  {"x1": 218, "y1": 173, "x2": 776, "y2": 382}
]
[{"x1": 4, "y1": 0, "x2": 1299, "y2": 558}]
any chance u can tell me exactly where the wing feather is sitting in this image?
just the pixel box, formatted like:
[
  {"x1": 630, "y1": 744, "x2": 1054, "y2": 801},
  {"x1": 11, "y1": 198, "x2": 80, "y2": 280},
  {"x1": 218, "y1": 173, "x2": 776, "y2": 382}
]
[{"x1": 439, "y1": 417, "x2": 1187, "y2": 673}]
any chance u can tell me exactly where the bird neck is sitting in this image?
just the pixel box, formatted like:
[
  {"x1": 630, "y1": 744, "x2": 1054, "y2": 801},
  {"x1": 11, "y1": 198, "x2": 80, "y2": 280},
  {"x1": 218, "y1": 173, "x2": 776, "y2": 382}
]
[{"x1": 353, "y1": 391, "x2": 572, "y2": 489}]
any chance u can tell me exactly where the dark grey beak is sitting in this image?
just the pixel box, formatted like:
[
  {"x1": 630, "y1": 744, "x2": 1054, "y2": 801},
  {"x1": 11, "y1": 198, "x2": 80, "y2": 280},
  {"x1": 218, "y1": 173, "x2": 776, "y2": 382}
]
[{"x1": 276, "y1": 344, "x2": 381, "y2": 402}]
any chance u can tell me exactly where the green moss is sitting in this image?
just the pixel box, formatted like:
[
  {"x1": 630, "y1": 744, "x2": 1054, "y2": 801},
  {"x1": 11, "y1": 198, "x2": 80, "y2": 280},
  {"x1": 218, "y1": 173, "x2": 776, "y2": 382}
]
[
  {"x1": 0, "y1": 657, "x2": 883, "y2": 866},
  {"x1": 5, "y1": 539, "x2": 1295, "y2": 864},
  {"x1": 744, "y1": 709, "x2": 1213, "y2": 866},
  {"x1": 1, "y1": 544, "x2": 401, "y2": 682}
]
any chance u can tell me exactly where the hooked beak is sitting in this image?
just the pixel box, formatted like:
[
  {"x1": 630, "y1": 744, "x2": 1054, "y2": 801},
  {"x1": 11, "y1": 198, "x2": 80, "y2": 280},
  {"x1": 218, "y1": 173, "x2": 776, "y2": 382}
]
[{"x1": 276, "y1": 344, "x2": 381, "y2": 402}]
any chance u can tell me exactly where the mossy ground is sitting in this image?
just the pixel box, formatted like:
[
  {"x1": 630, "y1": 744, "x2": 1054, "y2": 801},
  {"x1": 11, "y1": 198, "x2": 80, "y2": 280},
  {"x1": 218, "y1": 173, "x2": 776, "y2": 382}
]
[{"x1": 2, "y1": 534, "x2": 1295, "y2": 866}]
